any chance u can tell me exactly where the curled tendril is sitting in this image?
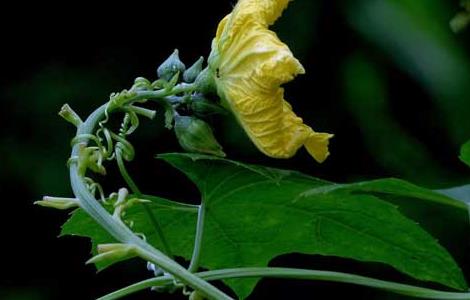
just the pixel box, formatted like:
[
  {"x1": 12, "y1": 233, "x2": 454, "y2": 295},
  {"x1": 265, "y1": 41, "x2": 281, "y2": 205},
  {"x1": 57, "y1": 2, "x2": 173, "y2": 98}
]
[
  {"x1": 113, "y1": 134, "x2": 135, "y2": 162},
  {"x1": 182, "y1": 285, "x2": 192, "y2": 296},
  {"x1": 95, "y1": 104, "x2": 115, "y2": 160},
  {"x1": 84, "y1": 177, "x2": 106, "y2": 202},
  {"x1": 119, "y1": 111, "x2": 140, "y2": 136},
  {"x1": 108, "y1": 89, "x2": 138, "y2": 109},
  {"x1": 68, "y1": 100, "x2": 142, "y2": 207},
  {"x1": 71, "y1": 100, "x2": 141, "y2": 182},
  {"x1": 169, "y1": 277, "x2": 189, "y2": 296},
  {"x1": 135, "y1": 232, "x2": 147, "y2": 242},
  {"x1": 67, "y1": 156, "x2": 79, "y2": 167},
  {"x1": 71, "y1": 134, "x2": 102, "y2": 148},
  {"x1": 95, "y1": 127, "x2": 115, "y2": 160}
]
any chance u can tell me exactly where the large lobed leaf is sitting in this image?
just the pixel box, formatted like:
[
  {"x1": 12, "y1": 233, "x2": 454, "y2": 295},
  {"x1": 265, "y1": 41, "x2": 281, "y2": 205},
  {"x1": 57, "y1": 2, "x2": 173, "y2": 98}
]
[{"x1": 62, "y1": 153, "x2": 468, "y2": 299}]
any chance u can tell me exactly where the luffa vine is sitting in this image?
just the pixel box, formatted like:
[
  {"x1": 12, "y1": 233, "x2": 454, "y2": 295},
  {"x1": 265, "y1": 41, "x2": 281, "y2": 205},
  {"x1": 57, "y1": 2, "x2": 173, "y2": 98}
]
[{"x1": 36, "y1": 0, "x2": 470, "y2": 299}]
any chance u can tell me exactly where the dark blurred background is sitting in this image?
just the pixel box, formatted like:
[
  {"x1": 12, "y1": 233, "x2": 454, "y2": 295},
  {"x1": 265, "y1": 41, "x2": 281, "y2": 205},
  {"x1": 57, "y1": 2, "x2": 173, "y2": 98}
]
[{"x1": 1, "y1": 0, "x2": 470, "y2": 299}]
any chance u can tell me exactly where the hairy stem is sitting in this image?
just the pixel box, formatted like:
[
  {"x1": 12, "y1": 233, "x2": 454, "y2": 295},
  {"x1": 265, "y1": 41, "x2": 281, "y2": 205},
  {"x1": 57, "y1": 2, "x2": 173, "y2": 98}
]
[{"x1": 99, "y1": 267, "x2": 470, "y2": 300}]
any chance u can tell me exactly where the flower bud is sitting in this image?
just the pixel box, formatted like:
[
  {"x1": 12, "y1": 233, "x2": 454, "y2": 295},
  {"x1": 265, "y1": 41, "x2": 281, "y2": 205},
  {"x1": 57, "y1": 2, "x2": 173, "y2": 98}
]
[
  {"x1": 157, "y1": 49, "x2": 186, "y2": 81},
  {"x1": 194, "y1": 67, "x2": 216, "y2": 95},
  {"x1": 174, "y1": 115, "x2": 225, "y2": 157},
  {"x1": 183, "y1": 56, "x2": 204, "y2": 83}
]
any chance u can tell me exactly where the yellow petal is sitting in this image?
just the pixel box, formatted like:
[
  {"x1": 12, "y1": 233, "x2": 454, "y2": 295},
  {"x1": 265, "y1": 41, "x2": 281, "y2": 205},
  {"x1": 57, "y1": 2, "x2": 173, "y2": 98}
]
[
  {"x1": 305, "y1": 132, "x2": 334, "y2": 163},
  {"x1": 240, "y1": 0, "x2": 290, "y2": 26},
  {"x1": 209, "y1": 0, "x2": 333, "y2": 162},
  {"x1": 213, "y1": 0, "x2": 291, "y2": 60}
]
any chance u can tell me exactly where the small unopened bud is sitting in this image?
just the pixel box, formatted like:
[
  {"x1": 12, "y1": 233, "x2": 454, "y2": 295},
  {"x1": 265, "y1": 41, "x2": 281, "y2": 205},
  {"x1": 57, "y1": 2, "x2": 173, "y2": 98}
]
[
  {"x1": 34, "y1": 196, "x2": 80, "y2": 210},
  {"x1": 183, "y1": 56, "x2": 204, "y2": 83},
  {"x1": 174, "y1": 116, "x2": 225, "y2": 157},
  {"x1": 194, "y1": 67, "x2": 216, "y2": 95},
  {"x1": 157, "y1": 49, "x2": 186, "y2": 81}
]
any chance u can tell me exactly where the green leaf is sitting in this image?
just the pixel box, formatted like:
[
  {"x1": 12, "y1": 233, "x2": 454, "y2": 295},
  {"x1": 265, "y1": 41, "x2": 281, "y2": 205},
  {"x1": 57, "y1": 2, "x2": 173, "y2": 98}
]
[
  {"x1": 61, "y1": 208, "x2": 117, "y2": 270},
  {"x1": 160, "y1": 154, "x2": 467, "y2": 297},
  {"x1": 61, "y1": 154, "x2": 467, "y2": 299},
  {"x1": 335, "y1": 178, "x2": 470, "y2": 258},
  {"x1": 460, "y1": 140, "x2": 470, "y2": 167},
  {"x1": 308, "y1": 177, "x2": 467, "y2": 210},
  {"x1": 60, "y1": 196, "x2": 198, "y2": 271}
]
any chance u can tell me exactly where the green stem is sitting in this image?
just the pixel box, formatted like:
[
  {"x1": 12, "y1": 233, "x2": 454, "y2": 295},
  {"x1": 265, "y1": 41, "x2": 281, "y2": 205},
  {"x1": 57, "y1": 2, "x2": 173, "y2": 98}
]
[
  {"x1": 98, "y1": 276, "x2": 174, "y2": 300},
  {"x1": 98, "y1": 267, "x2": 470, "y2": 300},
  {"x1": 115, "y1": 149, "x2": 174, "y2": 258},
  {"x1": 115, "y1": 149, "x2": 141, "y2": 194},
  {"x1": 108, "y1": 83, "x2": 195, "y2": 110},
  {"x1": 70, "y1": 85, "x2": 232, "y2": 300},
  {"x1": 188, "y1": 201, "x2": 206, "y2": 272}
]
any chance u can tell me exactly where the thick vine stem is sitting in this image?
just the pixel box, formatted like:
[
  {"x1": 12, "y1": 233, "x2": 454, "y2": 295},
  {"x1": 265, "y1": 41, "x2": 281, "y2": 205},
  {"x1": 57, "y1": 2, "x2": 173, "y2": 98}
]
[
  {"x1": 98, "y1": 267, "x2": 470, "y2": 300},
  {"x1": 69, "y1": 84, "x2": 233, "y2": 300}
]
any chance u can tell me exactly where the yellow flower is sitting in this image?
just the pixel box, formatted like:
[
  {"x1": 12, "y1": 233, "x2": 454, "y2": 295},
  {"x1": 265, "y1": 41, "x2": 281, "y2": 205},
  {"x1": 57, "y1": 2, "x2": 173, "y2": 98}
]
[{"x1": 207, "y1": 0, "x2": 333, "y2": 162}]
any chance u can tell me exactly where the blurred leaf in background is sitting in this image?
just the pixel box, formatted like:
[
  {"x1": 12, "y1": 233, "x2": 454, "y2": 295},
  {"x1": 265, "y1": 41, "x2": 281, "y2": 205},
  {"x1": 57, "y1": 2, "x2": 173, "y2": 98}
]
[
  {"x1": 346, "y1": 0, "x2": 470, "y2": 145},
  {"x1": 450, "y1": 0, "x2": 470, "y2": 33},
  {"x1": 342, "y1": 54, "x2": 459, "y2": 186},
  {"x1": 343, "y1": 0, "x2": 470, "y2": 186}
]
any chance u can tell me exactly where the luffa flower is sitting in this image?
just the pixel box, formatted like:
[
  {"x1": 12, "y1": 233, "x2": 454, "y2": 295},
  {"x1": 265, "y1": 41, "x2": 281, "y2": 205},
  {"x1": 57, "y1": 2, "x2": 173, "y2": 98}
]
[{"x1": 206, "y1": 0, "x2": 333, "y2": 162}]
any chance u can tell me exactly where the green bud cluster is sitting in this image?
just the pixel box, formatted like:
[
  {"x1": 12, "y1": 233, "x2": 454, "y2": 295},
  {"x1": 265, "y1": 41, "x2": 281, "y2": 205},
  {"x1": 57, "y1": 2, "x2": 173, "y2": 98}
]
[
  {"x1": 157, "y1": 50, "x2": 209, "y2": 86},
  {"x1": 154, "y1": 50, "x2": 226, "y2": 157}
]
